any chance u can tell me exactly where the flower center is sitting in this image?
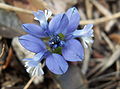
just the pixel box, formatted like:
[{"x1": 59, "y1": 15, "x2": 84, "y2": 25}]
[{"x1": 48, "y1": 35, "x2": 65, "y2": 50}]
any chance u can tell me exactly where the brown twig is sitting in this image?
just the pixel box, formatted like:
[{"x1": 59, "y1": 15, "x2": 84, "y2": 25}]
[
  {"x1": 81, "y1": 48, "x2": 90, "y2": 74},
  {"x1": 90, "y1": 80, "x2": 116, "y2": 89},
  {"x1": 2, "y1": 47, "x2": 13, "y2": 69},
  {"x1": 116, "y1": 60, "x2": 120, "y2": 78},
  {"x1": 23, "y1": 76, "x2": 36, "y2": 89},
  {"x1": 23, "y1": 61, "x2": 45, "y2": 89},
  {"x1": 0, "y1": 3, "x2": 32, "y2": 14},
  {"x1": 104, "y1": 82, "x2": 118, "y2": 89},
  {"x1": 90, "y1": 0, "x2": 116, "y2": 32},
  {"x1": 101, "y1": 32, "x2": 114, "y2": 52},
  {"x1": 88, "y1": 71, "x2": 120, "y2": 83},
  {"x1": 90, "y1": 0, "x2": 111, "y2": 16},
  {"x1": 80, "y1": 12, "x2": 120, "y2": 25},
  {"x1": 94, "y1": 45, "x2": 120, "y2": 76},
  {"x1": 85, "y1": 0, "x2": 93, "y2": 19},
  {"x1": 0, "y1": 3, "x2": 120, "y2": 25},
  {"x1": 0, "y1": 44, "x2": 5, "y2": 59},
  {"x1": 87, "y1": 62, "x2": 103, "y2": 77}
]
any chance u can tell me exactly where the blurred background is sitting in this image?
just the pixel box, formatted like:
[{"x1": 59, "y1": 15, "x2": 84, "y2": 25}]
[{"x1": 0, "y1": 0, "x2": 120, "y2": 89}]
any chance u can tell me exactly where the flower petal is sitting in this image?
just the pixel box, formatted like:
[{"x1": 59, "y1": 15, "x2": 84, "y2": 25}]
[
  {"x1": 45, "y1": 10, "x2": 52, "y2": 20},
  {"x1": 73, "y1": 24, "x2": 93, "y2": 37},
  {"x1": 62, "y1": 39, "x2": 84, "y2": 61},
  {"x1": 36, "y1": 64, "x2": 44, "y2": 75},
  {"x1": 26, "y1": 66, "x2": 34, "y2": 73},
  {"x1": 19, "y1": 34, "x2": 46, "y2": 53},
  {"x1": 46, "y1": 53, "x2": 68, "y2": 74},
  {"x1": 73, "y1": 24, "x2": 94, "y2": 48},
  {"x1": 65, "y1": 7, "x2": 80, "y2": 34},
  {"x1": 33, "y1": 51, "x2": 47, "y2": 61},
  {"x1": 33, "y1": 10, "x2": 45, "y2": 20},
  {"x1": 23, "y1": 58, "x2": 32, "y2": 61},
  {"x1": 26, "y1": 64, "x2": 44, "y2": 76},
  {"x1": 49, "y1": 14, "x2": 69, "y2": 35},
  {"x1": 27, "y1": 61, "x2": 39, "y2": 67},
  {"x1": 23, "y1": 58, "x2": 34, "y2": 67},
  {"x1": 81, "y1": 37, "x2": 94, "y2": 48},
  {"x1": 31, "y1": 64, "x2": 44, "y2": 76},
  {"x1": 33, "y1": 10, "x2": 48, "y2": 29},
  {"x1": 22, "y1": 24, "x2": 47, "y2": 38}
]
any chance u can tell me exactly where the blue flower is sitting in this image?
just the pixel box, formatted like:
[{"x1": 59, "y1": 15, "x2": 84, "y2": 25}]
[
  {"x1": 19, "y1": 7, "x2": 93, "y2": 75},
  {"x1": 23, "y1": 51, "x2": 45, "y2": 76},
  {"x1": 24, "y1": 58, "x2": 44, "y2": 76},
  {"x1": 73, "y1": 24, "x2": 94, "y2": 48}
]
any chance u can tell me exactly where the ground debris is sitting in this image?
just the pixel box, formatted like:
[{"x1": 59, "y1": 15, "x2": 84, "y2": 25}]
[{"x1": 0, "y1": 0, "x2": 120, "y2": 89}]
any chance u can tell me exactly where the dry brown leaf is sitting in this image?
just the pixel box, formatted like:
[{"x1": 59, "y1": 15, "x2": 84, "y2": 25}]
[
  {"x1": 94, "y1": 45, "x2": 120, "y2": 76},
  {"x1": 93, "y1": 50, "x2": 104, "y2": 58},
  {"x1": 13, "y1": 0, "x2": 48, "y2": 23},
  {"x1": 13, "y1": 1, "x2": 36, "y2": 23},
  {"x1": 109, "y1": 34, "x2": 120, "y2": 44},
  {"x1": 28, "y1": 0, "x2": 46, "y2": 10},
  {"x1": 44, "y1": 0, "x2": 67, "y2": 14},
  {"x1": 98, "y1": 0, "x2": 109, "y2": 9},
  {"x1": 90, "y1": 0, "x2": 116, "y2": 32}
]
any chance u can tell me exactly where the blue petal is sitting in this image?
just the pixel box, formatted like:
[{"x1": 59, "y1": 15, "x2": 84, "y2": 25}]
[
  {"x1": 73, "y1": 24, "x2": 93, "y2": 37},
  {"x1": 31, "y1": 64, "x2": 44, "y2": 76},
  {"x1": 46, "y1": 53, "x2": 68, "y2": 74},
  {"x1": 33, "y1": 10, "x2": 45, "y2": 20},
  {"x1": 23, "y1": 58, "x2": 32, "y2": 61},
  {"x1": 62, "y1": 39, "x2": 84, "y2": 61},
  {"x1": 33, "y1": 10, "x2": 48, "y2": 29},
  {"x1": 22, "y1": 24, "x2": 47, "y2": 38},
  {"x1": 65, "y1": 7, "x2": 80, "y2": 34},
  {"x1": 49, "y1": 14, "x2": 69, "y2": 35},
  {"x1": 33, "y1": 51, "x2": 47, "y2": 61},
  {"x1": 23, "y1": 58, "x2": 39, "y2": 67},
  {"x1": 81, "y1": 37, "x2": 94, "y2": 48},
  {"x1": 19, "y1": 34, "x2": 46, "y2": 53},
  {"x1": 27, "y1": 61, "x2": 39, "y2": 67}
]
